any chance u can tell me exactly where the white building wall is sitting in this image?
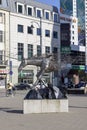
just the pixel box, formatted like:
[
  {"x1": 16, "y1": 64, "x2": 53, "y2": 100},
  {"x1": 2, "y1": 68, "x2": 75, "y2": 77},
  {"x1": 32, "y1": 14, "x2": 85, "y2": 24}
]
[
  {"x1": 0, "y1": 9, "x2": 10, "y2": 88},
  {"x1": 10, "y1": 12, "x2": 60, "y2": 84}
]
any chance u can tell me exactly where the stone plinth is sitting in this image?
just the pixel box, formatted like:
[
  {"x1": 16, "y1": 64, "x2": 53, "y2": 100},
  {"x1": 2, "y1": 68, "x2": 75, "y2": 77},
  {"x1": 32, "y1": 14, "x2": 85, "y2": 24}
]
[{"x1": 23, "y1": 99, "x2": 68, "y2": 114}]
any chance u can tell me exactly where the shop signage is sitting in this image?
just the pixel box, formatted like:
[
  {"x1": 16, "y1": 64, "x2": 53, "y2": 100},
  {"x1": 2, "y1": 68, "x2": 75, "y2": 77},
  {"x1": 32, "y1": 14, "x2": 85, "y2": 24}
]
[
  {"x1": 0, "y1": 69, "x2": 8, "y2": 74},
  {"x1": 61, "y1": 47, "x2": 71, "y2": 53},
  {"x1": 72, "y1": 65, "x2": 85, "y2": 70}
]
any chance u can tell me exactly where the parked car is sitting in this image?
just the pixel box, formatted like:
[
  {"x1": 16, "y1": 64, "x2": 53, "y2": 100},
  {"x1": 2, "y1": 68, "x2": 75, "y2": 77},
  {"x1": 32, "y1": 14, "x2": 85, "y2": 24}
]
[{"x1": 14, "y1": 83, "x2": 31, "y2": 90}]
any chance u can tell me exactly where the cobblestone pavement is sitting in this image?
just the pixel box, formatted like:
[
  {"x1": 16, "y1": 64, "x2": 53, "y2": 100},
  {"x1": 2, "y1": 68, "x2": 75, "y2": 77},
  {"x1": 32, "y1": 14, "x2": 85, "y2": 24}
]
[{"x1": 0, "y1": 89, "x2": 87, "y2": 130}]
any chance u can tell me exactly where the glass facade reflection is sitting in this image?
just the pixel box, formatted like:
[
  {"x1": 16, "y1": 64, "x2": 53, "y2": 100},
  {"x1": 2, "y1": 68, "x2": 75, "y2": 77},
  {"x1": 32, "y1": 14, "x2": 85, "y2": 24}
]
[
  {"x1": 60, "y1": 0, "x2": 85, "y2": 46},
  {"x1": 60, "y1": 0, "x2": 73, "y2": 16}
]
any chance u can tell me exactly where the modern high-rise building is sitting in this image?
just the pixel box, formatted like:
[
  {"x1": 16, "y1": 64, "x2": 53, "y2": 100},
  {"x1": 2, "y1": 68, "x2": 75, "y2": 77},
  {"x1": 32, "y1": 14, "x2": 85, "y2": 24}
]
[
  {"x1": 60, "y1": 0, "x2": 76, "y2": 17},
  {"x1": 60, "y1": 0, "x2": 85, "y2": 46},
  {"x1": 60, "y1": 0, "x2": 86, "y2": 74}
]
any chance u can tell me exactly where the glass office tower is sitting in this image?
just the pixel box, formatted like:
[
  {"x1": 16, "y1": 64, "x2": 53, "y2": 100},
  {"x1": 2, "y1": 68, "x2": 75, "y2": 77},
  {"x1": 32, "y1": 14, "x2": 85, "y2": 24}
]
[
  {"x1": 60, "y1": 0, "x2": 73, "y2": 16},
  {"x1": 77, "y1": 0, "x2": 85, "y2": 45},
  {"x1": 60, "y1": 0, "x2": 85, "y2": 46}
]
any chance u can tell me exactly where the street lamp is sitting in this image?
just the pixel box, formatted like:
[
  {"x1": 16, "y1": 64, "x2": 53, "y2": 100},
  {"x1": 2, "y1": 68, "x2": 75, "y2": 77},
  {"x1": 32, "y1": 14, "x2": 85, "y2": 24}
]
[{"x1": 31, "y1": 17, "x2": 42, "y2": 55}]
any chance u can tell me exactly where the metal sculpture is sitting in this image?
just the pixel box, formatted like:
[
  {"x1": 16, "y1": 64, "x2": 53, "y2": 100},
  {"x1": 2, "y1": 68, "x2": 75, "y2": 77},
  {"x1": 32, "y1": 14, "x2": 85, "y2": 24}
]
[{"x1": 19, "y1": 53, "x2": 58, "y2": 87}]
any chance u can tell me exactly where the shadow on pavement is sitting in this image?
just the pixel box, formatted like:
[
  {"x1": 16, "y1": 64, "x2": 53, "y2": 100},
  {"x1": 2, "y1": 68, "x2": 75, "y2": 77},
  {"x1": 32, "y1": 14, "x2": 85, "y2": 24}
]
[
  {"x1": 69, "y1": 105, "x2": 87, "y2": 109},
  {"x1": 0, "y1": 107, "x2": 23, "y2": 114},
  {"x1": 5, "y1": 109, "x2": 23, "y2": 114}
]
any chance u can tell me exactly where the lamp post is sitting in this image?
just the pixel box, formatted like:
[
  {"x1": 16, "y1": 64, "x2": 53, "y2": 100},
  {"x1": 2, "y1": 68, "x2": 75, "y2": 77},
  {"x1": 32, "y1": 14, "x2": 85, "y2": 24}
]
[{"x1": 31, "y1": 17, "x2": 42, "y2": 55}]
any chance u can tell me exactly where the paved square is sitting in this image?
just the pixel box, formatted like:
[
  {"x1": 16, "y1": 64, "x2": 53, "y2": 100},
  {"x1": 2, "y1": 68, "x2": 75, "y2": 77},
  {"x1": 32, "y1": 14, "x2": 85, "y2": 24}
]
[{"x1": 0, "y1": 89, "x2": 87, "y2": 130}]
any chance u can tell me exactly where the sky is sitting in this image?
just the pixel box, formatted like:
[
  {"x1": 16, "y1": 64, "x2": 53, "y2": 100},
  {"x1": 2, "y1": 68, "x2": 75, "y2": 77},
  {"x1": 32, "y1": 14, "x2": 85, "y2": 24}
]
[{"x1": 36, "y1": 0, "x2": 60, "y2": 9}]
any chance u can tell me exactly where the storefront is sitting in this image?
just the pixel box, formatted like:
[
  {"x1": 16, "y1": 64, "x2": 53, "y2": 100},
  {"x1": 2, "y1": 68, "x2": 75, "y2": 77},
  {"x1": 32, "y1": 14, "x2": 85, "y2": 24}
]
[
  {"x1": 18, "y1": 70, "x2": 34, "y2": 84},
  {"x1": 0, "y1": 69, "x2": 8, "y2": 89}
]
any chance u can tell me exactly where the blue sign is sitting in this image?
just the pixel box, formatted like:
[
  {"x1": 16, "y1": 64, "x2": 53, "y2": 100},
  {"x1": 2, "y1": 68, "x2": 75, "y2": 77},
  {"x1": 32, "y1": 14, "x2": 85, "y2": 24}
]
[{"x1": 9, "y1": 70, "x2": 13, "y2": 75}]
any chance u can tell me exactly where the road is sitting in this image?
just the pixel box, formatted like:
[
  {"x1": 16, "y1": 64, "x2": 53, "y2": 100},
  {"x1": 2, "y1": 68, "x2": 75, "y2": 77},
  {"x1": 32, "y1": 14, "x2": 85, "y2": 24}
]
[{"x1": 0, "y1": 89, "x2": 87, "y2": 130}]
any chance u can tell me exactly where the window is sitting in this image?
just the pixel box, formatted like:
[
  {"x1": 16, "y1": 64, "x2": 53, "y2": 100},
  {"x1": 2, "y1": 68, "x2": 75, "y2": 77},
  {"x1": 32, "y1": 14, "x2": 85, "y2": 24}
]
[
  {"x1": 18, "y1": 43, "x2": 24, "y2": 61},
  {"x1": 37, "y1": 28, "x2": 41, "y2": 35},
  {"x1": 72, "y1": 31, "x2": 74, "y2": 34},
  {"x1": 72, "y1": 36, "x2": 74, "y2": 40},
  {"x1": 0, "y1": 51, "x2": 3, "y2": 64},
  {"x1": 53, "y1": 47, "x2": 57, "y2": 53},
  {"x1": 72, "y1": 25, "x2": 74, "y2": 28},
  {"x1": 37, "y1": 45, "x2": 41, "y2": 56},
  {"x1": 45, "y1": 30, "x2": 50, "y2": 37},
  {"x1": 37, "y1": 9, "x2": 41, "y2": 18},
  {"x1": 17, "y1": 3, "x2": 24, "y2": 14},
  {"x1": 18, "y1": 4, "x2": 23, "y2": 13},
  {"x1": 0, "y1": 13, "x2": 4, "y2": 23},
  {"x1": 45, "y1": 12, "x2": 49, "y2": 20},
  {"x1": 53, "y1": 31, "x2": 58, "y2": 39},
  {"x1": 27, "y1": 7, "x2": 32, "y2": 16},
  {"x1": 45, "y1": 46, "x2": 50, "y2": 54},
  {"x1": 27, "y1": 26, "x2": 33, "y2": 34},
  {"x1": 54, "y1": 13, "x2": 58, "y2": 22},
  {"x1": 0, "y1": 13, "x2": 3, "y2": 23},
  {"x1": 0, "y1": 0, "x2": 2, "y2": 5},
  {"x1": 18, "y1": 24, "x2": 23, "y2": 33},
  {"x1": 0, "y1": 31, "x2": 3, "y2": 42},
  {"x1": 28, "y1": 44, "x2": 33, "y2": 58}
]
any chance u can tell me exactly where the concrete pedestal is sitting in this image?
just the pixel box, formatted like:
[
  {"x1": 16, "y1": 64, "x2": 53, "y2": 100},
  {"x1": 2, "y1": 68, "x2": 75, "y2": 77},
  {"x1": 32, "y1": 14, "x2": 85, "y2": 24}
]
[{"x1": 23, "y1": 99, "x2": 68, "y2": 114}]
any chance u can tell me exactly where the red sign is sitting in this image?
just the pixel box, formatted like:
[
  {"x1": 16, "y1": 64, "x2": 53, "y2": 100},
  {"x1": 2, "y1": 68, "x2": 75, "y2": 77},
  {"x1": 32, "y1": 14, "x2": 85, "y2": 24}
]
[{"x1": 0, "y1": 69, "x2": 8, "y2": 74}]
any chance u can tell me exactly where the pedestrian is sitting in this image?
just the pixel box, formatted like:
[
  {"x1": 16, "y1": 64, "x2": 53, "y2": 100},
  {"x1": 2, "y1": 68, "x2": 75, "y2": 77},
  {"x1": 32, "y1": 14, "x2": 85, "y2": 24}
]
[{"x1": 6, "y1": 81, "x2": 14, "y2": 96}]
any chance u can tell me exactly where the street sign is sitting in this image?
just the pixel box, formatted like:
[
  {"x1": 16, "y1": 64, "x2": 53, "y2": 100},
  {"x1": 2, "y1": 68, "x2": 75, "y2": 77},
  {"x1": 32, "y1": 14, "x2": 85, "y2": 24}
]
[
  {"x1": 61, "y1": 47, "x2": 71, "y2": 53},
  {"x1": 9, "y1": 70, "x2": 13, "y2": 75},
  {"x1": 72, "y1": 65, "x2": 85, "y2": 70}
]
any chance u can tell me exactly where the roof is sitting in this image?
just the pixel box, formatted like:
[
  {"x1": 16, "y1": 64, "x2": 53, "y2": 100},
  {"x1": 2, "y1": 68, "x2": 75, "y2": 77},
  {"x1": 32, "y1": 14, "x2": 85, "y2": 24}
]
[{"x1": 0, "y1": 0, "x2": 58, "y2": 13}]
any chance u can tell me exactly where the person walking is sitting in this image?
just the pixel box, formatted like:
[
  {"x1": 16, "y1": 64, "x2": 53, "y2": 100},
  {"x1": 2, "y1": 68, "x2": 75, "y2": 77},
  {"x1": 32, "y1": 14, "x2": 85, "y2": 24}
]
[{"x1": 6, "y1": 81, "x2": 14, "y2": 97}]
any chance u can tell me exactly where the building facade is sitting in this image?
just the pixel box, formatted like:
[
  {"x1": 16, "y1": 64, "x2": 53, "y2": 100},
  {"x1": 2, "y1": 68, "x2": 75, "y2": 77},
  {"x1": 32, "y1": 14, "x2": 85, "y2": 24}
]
[
  {"x1": 0, "y1": 0, "x2": 10, "y2": 88},
  {"x1": 60, "y1": 0, "x2": 85, "y2": 46},
  {"x1": 0, "y1": 0, "x2": 60, "y2": 86},
  {"x1": 60, "y1": 0, "x2": 86, "y2": 72}
]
